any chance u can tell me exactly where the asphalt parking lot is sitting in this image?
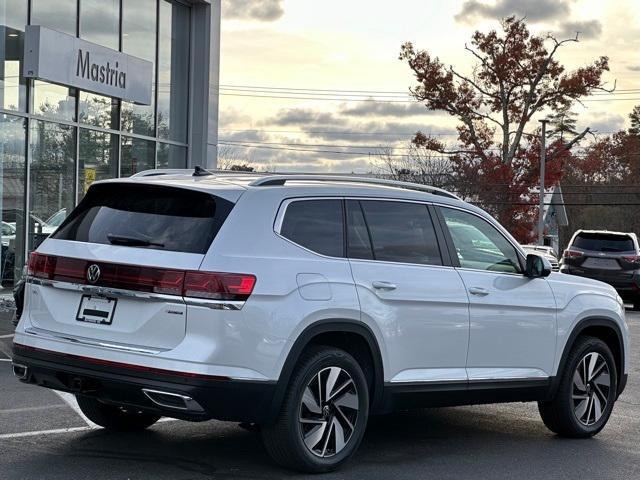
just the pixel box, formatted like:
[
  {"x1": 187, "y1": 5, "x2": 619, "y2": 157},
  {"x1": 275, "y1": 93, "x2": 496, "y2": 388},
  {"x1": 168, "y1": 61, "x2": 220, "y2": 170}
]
[{"x1": 1, "y1": 311, "x2": 639, "y2": 480}]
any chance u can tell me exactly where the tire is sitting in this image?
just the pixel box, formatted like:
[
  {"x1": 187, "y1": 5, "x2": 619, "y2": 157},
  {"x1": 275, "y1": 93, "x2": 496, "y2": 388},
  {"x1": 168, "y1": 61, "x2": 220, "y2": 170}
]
[
  {"x1": 261, "y1": 346, "x2": 369, "y2": 473},
  {"x1": 76, "y1": 395, "x2": 161, "y2": 432},
  {"x1": 633, "y1": 297, "x2": 640, "y2": 311},
  {"x1": 538, "y1": 336, "x2": 617, "y2": 438}
]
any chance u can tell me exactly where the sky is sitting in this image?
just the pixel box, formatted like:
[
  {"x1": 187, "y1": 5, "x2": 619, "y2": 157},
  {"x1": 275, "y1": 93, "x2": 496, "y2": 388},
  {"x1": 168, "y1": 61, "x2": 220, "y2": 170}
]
[{"x1": 218, "y1": 0, "x2": 640, "y2": 172}]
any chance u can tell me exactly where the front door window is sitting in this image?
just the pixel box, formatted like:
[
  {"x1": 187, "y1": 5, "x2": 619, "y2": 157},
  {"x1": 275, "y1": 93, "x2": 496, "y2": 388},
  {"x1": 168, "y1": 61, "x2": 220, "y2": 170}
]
[{"x1": 441, "y1": 208, "x2": 522, "y2": 274}]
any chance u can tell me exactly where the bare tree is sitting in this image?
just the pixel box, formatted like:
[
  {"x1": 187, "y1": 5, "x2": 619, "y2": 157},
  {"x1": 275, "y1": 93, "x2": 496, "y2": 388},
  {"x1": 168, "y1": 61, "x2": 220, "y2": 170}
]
[
  {"x1": 216, "y1": 145, "x2": 255, "y2": 171},
  {"x1": 373, "y1": 145, "x2": 455, "y2": 189}
]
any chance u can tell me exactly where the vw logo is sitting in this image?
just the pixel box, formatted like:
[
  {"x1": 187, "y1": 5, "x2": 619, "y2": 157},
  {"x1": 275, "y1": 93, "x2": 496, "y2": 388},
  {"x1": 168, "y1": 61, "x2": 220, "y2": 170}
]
[{"x1": 86, "y1": 264, "x2": 101, "y2": 284}]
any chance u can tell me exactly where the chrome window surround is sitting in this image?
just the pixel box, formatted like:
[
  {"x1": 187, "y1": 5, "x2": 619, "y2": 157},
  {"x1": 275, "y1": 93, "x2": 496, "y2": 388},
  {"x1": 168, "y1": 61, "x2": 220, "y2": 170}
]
[{"x1": 273, "y1": 196, "x2": 528, "y2": 276}]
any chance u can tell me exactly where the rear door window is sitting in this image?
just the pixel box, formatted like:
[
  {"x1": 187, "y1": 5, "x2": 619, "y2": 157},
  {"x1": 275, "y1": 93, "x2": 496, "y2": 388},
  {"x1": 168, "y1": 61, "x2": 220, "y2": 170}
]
[
  {"x1": 53, "y1": 183, "x2": 234, "y2": 254},
  {"x1": 355, "y1": 200, "x2": 442, "y2": 265},
  {"x1": 280, "y1": 199, "x2": 344, "y2": 257},
  {"x1": 572, "y1": 232, "x2": 635, "y2": 252}
]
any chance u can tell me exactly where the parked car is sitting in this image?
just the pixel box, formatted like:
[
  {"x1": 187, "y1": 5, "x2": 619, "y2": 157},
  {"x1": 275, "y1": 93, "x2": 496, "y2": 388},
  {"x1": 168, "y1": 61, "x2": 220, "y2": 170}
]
[
  {"x1": 560, "y1": 230, "x2": 640, "y2": 309},
  {"x1": 522, "y1": 245, "x2": 559, "y2": 271},
  {"x1": 12, "y1": 170, "x2": 629, "y2": 473}
]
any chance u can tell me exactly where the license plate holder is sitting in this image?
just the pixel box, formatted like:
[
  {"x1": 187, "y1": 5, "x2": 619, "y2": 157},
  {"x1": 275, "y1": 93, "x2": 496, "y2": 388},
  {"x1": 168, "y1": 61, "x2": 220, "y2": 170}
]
[{"x1": 76, "y1": 295, "x2": 117, "y2": 325}]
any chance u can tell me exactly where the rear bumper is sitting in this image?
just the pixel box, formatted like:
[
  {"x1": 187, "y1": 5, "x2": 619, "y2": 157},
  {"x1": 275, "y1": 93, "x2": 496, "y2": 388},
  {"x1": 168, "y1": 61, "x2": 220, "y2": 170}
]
[
  {"x1": 11, "y1": 343, "x2": 276, "y2": 423},
  {"x1": 560, "y1": 267, "x2": 639, "y2": 297}
]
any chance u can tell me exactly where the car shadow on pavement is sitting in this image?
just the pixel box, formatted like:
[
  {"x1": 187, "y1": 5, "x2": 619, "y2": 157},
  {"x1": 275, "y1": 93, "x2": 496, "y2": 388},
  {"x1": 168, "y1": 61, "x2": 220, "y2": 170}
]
[{"x1": 6, "y1": 405, "x2": 637, "y2": 480}]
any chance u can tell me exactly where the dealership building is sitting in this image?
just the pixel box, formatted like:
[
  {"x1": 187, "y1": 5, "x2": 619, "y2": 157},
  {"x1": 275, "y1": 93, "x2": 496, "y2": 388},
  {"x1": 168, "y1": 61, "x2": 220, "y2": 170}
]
[{"x1": 0, "y1": 0, "x2": 221, "y2": 287}]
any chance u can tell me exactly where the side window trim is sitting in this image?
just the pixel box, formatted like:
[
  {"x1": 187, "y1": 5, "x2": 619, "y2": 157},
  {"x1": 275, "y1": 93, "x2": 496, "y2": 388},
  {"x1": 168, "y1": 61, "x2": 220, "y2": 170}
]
[
  {"x1": 433, "y1": 206, "x2": 461, "y2": 268},
  {"x1": 435, "y1": 205, "x2": 525, "y2": 275},
  {"x1": 427, "y1": 204, "x2": 453, "y2": 267}
]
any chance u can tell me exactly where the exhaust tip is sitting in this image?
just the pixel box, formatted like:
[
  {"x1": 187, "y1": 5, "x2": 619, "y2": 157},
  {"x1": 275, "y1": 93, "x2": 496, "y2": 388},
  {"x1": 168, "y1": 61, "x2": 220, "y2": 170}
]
[
  {"x1": 12, "y1": 363, "x2": 29, "y2": 380},
  {"x1": 142, "y1": 388, "x2": 204, "y2": 413}
]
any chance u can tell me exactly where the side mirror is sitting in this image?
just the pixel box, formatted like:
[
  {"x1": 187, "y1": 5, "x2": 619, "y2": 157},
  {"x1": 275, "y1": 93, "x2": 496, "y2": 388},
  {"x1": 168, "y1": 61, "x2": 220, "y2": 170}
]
[{"x1": 525, "y1": 254, "x2": 551, "y2": 278}]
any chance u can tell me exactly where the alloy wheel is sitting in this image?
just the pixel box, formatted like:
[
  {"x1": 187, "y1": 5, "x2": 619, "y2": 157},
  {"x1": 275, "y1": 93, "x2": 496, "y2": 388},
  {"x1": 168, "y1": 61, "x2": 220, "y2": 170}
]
[
  {"x1": 298, "y1": 366, "x2": 359, "y2": 457},
  {"x1": 572, "y1": 352, "x2": 611, "y2": 426}
]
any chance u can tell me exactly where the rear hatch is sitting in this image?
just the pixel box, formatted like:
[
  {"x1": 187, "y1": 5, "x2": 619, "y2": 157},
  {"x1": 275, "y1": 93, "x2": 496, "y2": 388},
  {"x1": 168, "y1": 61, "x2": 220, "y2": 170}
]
[
  {"x1": 25, "y1": 181, "x2": 236, "y2": 351},
  {"x1": 563, "y1": 232, "x2": 639, "y2": 286}
]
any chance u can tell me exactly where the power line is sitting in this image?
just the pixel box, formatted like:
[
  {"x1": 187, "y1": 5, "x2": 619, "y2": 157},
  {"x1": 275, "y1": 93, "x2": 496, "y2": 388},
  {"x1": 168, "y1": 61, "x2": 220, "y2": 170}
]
[
  {"x1": 218, "y1": 128, "x2": 621, "y2": 137},
  {"x1": 215, "y1": 83, "x2": 640, "y2": 96},
  {"x1": 219, "y1": 92, "x2": 640, "y2": 103}
]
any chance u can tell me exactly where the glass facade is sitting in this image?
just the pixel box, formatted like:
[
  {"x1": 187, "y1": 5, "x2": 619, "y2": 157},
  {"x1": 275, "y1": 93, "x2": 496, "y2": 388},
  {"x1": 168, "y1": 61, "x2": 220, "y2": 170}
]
[{"x1": 0, "y1": 0, "x2": 191, "y2": 288}]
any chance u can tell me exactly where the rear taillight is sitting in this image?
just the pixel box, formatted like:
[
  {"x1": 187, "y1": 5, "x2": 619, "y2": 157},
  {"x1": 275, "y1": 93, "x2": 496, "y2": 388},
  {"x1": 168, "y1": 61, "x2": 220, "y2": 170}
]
[
  {"x1": 183, "y1": 272, "x2": 256, "y2": 301},
  {"x1": 28, "y1": 252, "x2": 56, "y2": 278},
  {"x1": 563, "y1": 249, "x2": 583, "y2": 258},
  {"x1": 622, "y1": 255, "x2": 640, "y2": 264},
  {"x1": 27, "y1": 253, "x2": 255, "y2": 301}
]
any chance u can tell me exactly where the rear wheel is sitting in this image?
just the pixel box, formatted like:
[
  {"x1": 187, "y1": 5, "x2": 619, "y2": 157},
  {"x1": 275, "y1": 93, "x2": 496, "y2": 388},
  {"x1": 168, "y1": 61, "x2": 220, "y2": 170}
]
[
  {"x1": 262, "y1": 346, "x2": 369, "y2": 473},
  {"x1": 538, "y1": 336, "x2": 617, "y2": 437},
  {"x1": 76, "y1": 395, "x2": 161, "y2": 431}
]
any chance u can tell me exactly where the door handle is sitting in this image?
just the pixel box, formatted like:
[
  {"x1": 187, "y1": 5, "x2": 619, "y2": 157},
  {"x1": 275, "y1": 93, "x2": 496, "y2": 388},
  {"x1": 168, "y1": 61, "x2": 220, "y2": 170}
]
[
  {"x1": 372, "y1": 281, "x2": 397, "y2": 291},
  {"x1": 468, "y1": 287, "x2": 489, "y2": 296}
]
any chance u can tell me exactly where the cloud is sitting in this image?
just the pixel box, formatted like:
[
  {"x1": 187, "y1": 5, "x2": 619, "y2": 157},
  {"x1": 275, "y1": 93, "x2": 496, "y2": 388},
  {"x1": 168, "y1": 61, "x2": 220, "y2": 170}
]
[
  {"x1": 455, "y1": 0, "x2": 572, "y2": 23},
  {"x1": 628, "y1": 65, "x2": 640, "y2": 72},
  {"x1": 338, "y1": 101, "x2": 437, "y2": 118},
  {"x1": 222, "y1": 0, "x2": 284, "y2": 21},
  {"x1": 556, "y1": 20, "x2": 602, "y2": 40},
  {"x1": 265, "y1": 108, "x2": 349, "y2": 127},
  {"x1": 218, "y1": 107, "x2": 251, "y2": 127},
  {"x1": 584, "y1": 113, "x2": 625, "y2": 134}
]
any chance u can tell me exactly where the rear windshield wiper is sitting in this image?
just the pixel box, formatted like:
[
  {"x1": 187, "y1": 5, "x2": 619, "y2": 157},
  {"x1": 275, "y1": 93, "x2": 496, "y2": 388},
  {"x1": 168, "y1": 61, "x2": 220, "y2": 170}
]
[{"x1": 107, "y1": 234, "x2": 165, "y2": 248}]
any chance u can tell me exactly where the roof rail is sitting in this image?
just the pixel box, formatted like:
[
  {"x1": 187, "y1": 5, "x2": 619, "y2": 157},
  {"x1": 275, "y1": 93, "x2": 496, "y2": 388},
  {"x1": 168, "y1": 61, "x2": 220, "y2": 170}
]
[
  {"x1": 130, "y1": 168, "x2": 192, "y2": 178},
  {"x1": 248, "y1": 175, "x2": 461, "y2": 200}
]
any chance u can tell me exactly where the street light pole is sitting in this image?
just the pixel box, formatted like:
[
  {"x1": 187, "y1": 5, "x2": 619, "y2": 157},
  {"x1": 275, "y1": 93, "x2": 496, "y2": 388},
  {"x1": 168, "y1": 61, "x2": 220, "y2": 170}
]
[{"x1": 538, "y1": 119, "x2": 549, "y2": 246}]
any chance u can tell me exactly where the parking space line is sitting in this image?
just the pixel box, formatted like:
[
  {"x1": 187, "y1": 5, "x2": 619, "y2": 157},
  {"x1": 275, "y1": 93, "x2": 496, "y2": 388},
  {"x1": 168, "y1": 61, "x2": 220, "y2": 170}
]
[
  {"x1": 0, "y1": 334, "x2": 14, "y2": 339},
  {"x1": 53, "y1": 391, "x2": 99, "y2": 428},
  {"x1": 0, "y1": 358, "x2": 11, "y2": 362},
  {"x1": 0, "y1": 426, "x2": 91, "y2": 440},
  {"x1": 0, "y1": 404, "x2": 68, "y2": 414}
]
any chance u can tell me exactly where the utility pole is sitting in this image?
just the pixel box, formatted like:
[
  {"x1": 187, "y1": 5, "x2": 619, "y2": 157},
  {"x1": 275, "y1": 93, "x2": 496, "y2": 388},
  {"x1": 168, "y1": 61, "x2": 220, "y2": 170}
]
[{"x1": 538, "y1": 119, "x2": 549, "y2": 246}]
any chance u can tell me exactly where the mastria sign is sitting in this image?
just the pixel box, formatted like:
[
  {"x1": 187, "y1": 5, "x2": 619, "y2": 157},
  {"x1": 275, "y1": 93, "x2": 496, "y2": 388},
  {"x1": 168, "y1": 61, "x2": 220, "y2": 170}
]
[{"x1": 23, "y1": 25, "x2": 153, "y2": 105}]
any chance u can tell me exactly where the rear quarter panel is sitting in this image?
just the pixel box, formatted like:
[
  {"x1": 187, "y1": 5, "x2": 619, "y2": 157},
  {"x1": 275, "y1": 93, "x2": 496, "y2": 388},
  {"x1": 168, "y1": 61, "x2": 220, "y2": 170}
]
[{"x1": 198, "y1": 188, "x2": 385, "y2": 381}]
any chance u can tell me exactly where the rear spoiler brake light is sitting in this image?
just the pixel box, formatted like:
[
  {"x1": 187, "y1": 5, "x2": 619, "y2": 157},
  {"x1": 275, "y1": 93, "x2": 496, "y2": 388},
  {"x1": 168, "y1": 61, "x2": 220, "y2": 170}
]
[{"x1": 27, "y1": 252, "x2": 256, "y2": 301}]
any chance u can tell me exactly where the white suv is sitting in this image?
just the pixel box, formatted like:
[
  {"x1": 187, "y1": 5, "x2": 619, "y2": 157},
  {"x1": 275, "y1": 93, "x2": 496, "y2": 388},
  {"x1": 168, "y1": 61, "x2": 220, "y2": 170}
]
[{"x1": 12, "y1": 170, "x2": 629, "y2": 473}]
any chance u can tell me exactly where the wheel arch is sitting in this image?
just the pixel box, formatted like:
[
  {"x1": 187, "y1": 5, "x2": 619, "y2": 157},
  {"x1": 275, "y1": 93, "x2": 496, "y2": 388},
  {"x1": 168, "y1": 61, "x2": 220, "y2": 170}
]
[
  {"x1": 552, "y1": 316, "x2": 626, "y2": 398},
  {"x1": 267, "y1": 319, "x2": 385, "y2": 423}
]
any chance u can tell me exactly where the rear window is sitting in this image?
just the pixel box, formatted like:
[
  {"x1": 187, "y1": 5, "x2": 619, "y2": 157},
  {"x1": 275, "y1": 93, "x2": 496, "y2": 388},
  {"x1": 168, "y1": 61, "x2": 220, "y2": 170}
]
[
  {"x1": 53, "y1": 183, "x2": 234, "y2": 254},
  {"x1": 572, "y1": 232, "x2": 635, "y2": 253}
]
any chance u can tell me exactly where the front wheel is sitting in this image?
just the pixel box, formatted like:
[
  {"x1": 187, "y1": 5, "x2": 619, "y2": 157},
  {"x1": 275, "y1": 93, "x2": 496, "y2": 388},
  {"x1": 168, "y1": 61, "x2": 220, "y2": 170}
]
[
  {"x1": 261, "y1": 346, "x2": 369, "y2": 473},
  {"x1": 538, "y1": 336, "x2": 617, "y2": 437},
  {"x1": 76, "y1": 395, "x2": 161, "y2": 432}
]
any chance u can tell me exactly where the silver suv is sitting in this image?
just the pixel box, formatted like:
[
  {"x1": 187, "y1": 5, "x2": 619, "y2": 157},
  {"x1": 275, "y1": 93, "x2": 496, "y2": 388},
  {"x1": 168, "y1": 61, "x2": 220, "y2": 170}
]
[{"x1": 13, "y1": 170, "x2": 629, "y2": 472}]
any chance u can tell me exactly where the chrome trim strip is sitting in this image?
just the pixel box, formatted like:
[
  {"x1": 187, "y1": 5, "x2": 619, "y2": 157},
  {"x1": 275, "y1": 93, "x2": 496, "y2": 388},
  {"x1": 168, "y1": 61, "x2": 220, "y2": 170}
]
[
  {"x1": 183, "y1": 298, "x2": 244, "y2": 310},
  {"x1": 390, "y1": 376, "x2": 550, "y2": 384},
  {"x1": 23, "y1": 327, "x2": 164, "y2": 355},
  {"x1": 26, "y1": 277, "x2": 183, "y2": 303},
  {"x1": 26, "y1": 277, "x2": 246, "y2": 310}
]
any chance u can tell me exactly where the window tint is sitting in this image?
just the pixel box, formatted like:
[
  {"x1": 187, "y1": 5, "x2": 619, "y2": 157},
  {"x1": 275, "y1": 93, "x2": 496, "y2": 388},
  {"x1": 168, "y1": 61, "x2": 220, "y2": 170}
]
[
  {"x1": 346, "y1": 200, "x2": 373, "y2": 260},
  {"x1": 53, "y1": 183, "x2": 234, "y2": 254},
  {"x1": 280, "y1": 200, "x2": 344, "y2": 257},
  {"x1": 441, "y1": 208, "x2": 521, "y2": 273},
  {"x1": 358, "y1": 201, "x2": 441, "y2": 265},
  {"x1": 573, "y1": 232, "x2": 635, "y2": 252}
]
